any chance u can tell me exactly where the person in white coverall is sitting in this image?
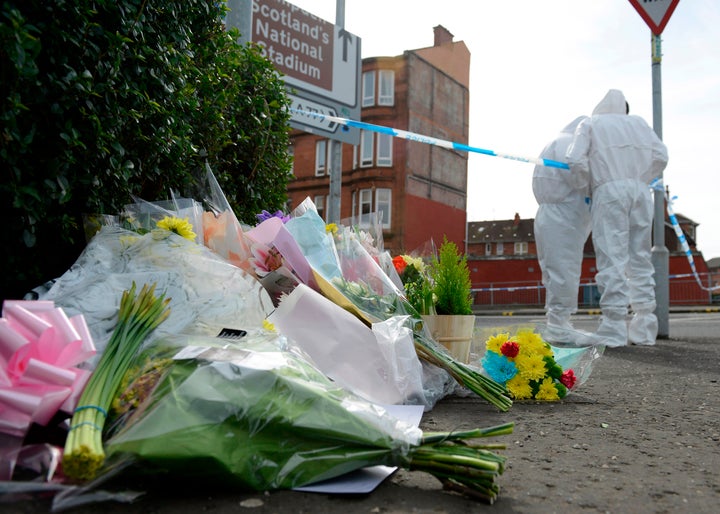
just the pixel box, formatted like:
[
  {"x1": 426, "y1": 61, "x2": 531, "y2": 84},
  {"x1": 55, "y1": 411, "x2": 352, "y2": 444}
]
[
  {"x1": 533, "y1": 116, "x2": 593, "y2": 345},
  {"x1": 566, "y1": 89, "x2": 668, "y2": 347}
]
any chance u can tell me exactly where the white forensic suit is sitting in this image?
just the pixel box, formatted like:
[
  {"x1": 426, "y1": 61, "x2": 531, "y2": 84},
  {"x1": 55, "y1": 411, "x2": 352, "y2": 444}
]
[
  {"x1": 566, "y1": 89, "x2": 668, "y2": 347},
  {"x1": 533, "y1": 116, "x2": 593, "y2": 345}
]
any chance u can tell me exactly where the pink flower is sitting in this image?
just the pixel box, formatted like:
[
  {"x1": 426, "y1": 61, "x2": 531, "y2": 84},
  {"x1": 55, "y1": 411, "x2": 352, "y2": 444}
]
[
  {"x1": 500, "y1": 341, "x2": 520, "y2": 358},
  {"x1": 560, "y1": 369, "x2": 577, "y2": 389}
]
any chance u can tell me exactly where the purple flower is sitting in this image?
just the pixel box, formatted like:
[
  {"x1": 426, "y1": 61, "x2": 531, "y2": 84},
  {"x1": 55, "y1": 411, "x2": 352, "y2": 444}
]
[{"x1": 256, "y1": 210, "x2": 290, "y2": 224}]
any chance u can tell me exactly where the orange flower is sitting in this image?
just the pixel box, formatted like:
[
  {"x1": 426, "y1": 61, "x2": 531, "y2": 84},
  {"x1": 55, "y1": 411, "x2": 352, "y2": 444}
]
[{"x1": 392, "y1": 255, "x2": 407, "y2": 274}]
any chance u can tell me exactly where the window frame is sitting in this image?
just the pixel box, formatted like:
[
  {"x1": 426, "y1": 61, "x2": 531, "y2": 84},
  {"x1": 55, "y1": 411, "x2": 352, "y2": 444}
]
[
  {"x1": 375, "y1": 188, "x2": 392, "y2": 229},
  {"x1": 360, "y1": 130, "x2": 374, "y2": 167},
  {"x1": 362, "y1": 71, "x2": 376, "y2": 107},
  {"x1": 376, "y1": 132, "x2": 393, "y2": 167},
  {"x1": 378, "y1": 70, "x2": 395, "y2": 106},
  {"x1": 315, "y1": 139, "x2": 328, "y2": 176}
]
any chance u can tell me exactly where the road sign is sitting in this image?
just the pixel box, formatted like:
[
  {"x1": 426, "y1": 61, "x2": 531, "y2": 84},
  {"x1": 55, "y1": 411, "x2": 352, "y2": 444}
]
[
  {"x1": 628, "y1": 0, "x2": 680, "y2": 35},
  {"x1": 248, "y1": 0, "x2": 361, "y2": 144},
  {"x1": 288, "y1": 95, "x2": 338, "y2": 133}
]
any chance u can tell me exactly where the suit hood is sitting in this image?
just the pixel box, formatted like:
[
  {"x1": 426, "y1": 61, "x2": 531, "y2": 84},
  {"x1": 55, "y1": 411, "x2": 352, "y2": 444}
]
[{"x1": 592, "y1": 89, "x2": 626, "y2": 115}]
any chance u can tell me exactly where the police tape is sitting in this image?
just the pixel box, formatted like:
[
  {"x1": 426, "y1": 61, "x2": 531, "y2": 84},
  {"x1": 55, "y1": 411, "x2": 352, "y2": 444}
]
[
  {"x1": 289, "y1": 108, "x2": 569, "y2": 170},
  {"x1": 651, "y1": 179, "x2": 719, "y2": 292}
]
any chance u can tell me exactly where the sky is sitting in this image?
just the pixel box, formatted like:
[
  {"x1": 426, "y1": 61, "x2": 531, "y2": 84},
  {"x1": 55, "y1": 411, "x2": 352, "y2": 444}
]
[{"x1": 284, "y1": 0, "x2": 720, "y2": 260}]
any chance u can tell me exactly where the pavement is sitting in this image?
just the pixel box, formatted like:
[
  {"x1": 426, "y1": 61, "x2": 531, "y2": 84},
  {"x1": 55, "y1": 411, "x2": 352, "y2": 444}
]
[{"x1": 3, "y1": 310, "x2": 719, "y2": 514}]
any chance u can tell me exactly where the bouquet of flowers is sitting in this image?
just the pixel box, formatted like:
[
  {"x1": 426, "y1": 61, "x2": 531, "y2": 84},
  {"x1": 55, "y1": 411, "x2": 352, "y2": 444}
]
[
  {"x1": 96, "y1": 333, "x2": 513, "y2": 503},
  {"x1": 392, "y1": 254, "x2": 435, "y2": 316},
  {"x1": 480, "y1": 328, "x2": 577, "y2": 401}
]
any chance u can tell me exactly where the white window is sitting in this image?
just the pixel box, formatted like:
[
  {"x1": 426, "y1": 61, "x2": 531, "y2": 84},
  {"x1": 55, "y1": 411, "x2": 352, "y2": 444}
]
[
  {"x1": 314, "y1": 195, "x2": 325, "y2": 221},
  {"x1": 362, "y1": 71, "x2": 375, "y2": 107},
  {"x1": 377, "y1": 133, "x2": 392, "y2": 166},
  {"x1": 378, "y1": 70, "x2": 395, "y2": 106},
  {"x1": 288, "y1": 145, "x2": 294, "y2": 175},
  {"x1": 360, "y1": 130, "x2": 374, "y2": 167},
  {"x1": 356, "y1": 188, "x2": 392, "y2": 229},
  {"x1": 375, "y1": 188, "x2": 391, "y2": 229},
  {"x1": 485, "y1": 243, "x2": 492, "y2": 256},
  {"x1": 359, "y1": 189, "x2": 373, "y2": 226},
  {"x1": 496, "y1": 242, "x2": 504, "y2": 256},
  {"x1": 315, "y1": 140, "x2": 327, "y2": 176},
  {"x1": 514, "y1": 242, "x2": 528, "y2": 255}
]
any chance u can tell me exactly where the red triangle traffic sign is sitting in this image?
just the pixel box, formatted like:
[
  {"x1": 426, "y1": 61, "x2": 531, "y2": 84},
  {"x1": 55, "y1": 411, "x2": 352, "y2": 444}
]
[{"x1": 629, "y1": 0, "x2": 680, "y2": 35}]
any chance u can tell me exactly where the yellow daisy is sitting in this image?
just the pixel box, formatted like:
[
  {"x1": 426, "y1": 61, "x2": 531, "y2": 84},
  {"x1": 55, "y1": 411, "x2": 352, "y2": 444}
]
[
  {"x1": 535, "y1": 377, "x2": 560, "y2": 401},
  {"x1": 325, "y1": 223, "x2": 338, "y2": 234},
  {"x1": 156, "y1": 216, "x2": 196, "y2": 241},
  {"x1": 515, "y1": 352, "x2": 547, "y2": 381},
  {"x1": 485, "y1": 332, "x2": 510, "y2": 354},
  {"x1": 507, "y1": 375, "x2": 533, "y2": 400}
]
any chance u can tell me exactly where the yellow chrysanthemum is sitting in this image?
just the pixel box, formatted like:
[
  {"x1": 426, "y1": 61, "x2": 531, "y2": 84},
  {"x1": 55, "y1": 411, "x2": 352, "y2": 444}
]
[
  {"x1": 485, "y1": 332, "x2": 510, "y2": 354},
  {"x1": 515, "y1": 352, "x2": 547, "y2": 381},
  {"x1": 325, "y1": 223, "x2": 338, "y2": 234},
  {"x1": 535, "y1": 377, "x2": 560, "y2": 401},
  {"x1": 156, "y1": 216, "x2": 196, "y2": 241},
  {"x1": 507, "y1": 375, "x2": 533, "y2": 400},
  {"x1": 402, "y1": 255, "x2": 426, "y2": 273},
  {"x1": 516, "y1": 329, "x2": 553, "y2": 357},
  {"x1": 262, "y1": 319, "x2": 276, "y2": 332}
]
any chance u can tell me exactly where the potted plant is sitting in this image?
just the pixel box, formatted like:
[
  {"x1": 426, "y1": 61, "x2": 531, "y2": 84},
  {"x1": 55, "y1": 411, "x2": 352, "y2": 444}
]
[{"x1": 421, "y1": 237, "x2": 476, "y2": 363}]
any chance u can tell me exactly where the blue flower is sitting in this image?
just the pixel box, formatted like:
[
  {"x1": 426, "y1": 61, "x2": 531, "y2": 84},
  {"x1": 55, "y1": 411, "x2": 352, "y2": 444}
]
[{"x1": 481, "y1": 351, "x2": 518, "y2": 384}]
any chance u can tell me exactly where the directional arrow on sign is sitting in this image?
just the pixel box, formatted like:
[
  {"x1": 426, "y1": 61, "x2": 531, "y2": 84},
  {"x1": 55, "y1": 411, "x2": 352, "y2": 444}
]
[{"x1": 288, "y1": 95, "x2": 338, "y2": 132}]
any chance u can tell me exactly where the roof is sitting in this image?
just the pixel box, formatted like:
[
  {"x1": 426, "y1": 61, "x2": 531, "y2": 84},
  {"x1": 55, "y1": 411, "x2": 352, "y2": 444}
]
[
  {"x1": 706, "y1": 257, "x2": 720, "y2": 270},
  {"x1": 468, "y1": 217, "x2": 535, "y2": 244}
]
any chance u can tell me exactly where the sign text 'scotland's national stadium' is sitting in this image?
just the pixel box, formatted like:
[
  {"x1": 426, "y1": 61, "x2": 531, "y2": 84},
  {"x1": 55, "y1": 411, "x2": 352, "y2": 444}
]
[{"x1": 252, "y1": 1, "x2": 333, "y2": 90}]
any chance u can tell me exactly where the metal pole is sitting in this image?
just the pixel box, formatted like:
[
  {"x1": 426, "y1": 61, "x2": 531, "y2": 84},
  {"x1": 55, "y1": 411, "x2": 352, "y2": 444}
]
[
  {"x1": 650, "y1": 32, "x2": 669, "y2": 338},
  {"x1": 327, "y1": 0, "x2": 345, "y2": 223}
]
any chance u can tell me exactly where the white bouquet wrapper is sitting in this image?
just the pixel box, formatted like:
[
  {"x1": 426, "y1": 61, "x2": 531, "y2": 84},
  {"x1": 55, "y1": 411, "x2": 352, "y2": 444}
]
[{"x1": 269, "y1": 284, "x2": 425, "y2": 406}]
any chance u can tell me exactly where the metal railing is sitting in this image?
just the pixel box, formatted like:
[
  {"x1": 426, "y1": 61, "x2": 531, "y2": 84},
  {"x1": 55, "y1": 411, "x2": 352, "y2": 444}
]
[{"x1": 472, "y1": 273, "x2": 717, "y2": 308}]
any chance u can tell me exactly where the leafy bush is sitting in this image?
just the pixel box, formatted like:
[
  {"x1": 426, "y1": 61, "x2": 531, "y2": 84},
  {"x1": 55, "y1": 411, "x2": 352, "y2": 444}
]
[{"x1": 0, "y1": 0, "x2": 292, "y2": 300}]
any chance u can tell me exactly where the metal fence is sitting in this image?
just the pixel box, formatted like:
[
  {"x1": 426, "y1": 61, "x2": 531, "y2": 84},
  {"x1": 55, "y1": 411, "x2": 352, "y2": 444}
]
[{"x1": 472, "y1": 273, "x2": 717, "y2": 308}]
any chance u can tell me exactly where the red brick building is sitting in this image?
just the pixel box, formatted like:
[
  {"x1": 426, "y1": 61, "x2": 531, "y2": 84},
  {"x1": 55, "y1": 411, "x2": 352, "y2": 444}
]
[
  {"x1": 467, "y1": 210, "x2": 713, "y2": 307},
  {"x1": 287, "y1": 26, "x2": 470, "y2": 256}
]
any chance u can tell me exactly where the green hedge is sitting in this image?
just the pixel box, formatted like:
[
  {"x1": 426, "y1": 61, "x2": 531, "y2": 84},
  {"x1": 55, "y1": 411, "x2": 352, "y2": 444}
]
[{"x1": 0, "y1": 0, "x2": 292, "y2": 300}]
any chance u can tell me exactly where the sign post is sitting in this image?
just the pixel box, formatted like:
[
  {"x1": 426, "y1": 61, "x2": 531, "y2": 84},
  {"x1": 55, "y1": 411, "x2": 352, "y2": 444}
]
[{"x1": 628, "y1": 0, "x2": 680, "y2": 338}]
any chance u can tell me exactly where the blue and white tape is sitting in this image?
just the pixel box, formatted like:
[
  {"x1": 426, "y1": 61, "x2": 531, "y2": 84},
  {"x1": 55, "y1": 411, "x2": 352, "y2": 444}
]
[{"x1": 290, "y1": 109, "x2": 569, "y2": 170}]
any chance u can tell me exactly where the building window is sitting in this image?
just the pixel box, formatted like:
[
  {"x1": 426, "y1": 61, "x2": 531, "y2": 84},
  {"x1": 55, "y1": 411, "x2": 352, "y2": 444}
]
[
  {"x1": 314, "y1": 195, "x2": 325, "y2": 221},
  {"x1": 360, "y1": 130, "x2": 374, "y2": 167},
  {"x1": 375, "y1": 188, "x2": 391, "y2": 229},
  {"x1": 355, "y1": 188, "x2": 392, "y2": 229},
  {"x1": 358, "y1": 189, "x2": 373, "y2": 226},
  {"x1": 352, "y1": 144, "x2": 358, "y2": 169},
  {"x1": 496, "y1": 242, "x2": 504, "y2": 256},
  {"x1": 377, "y1": 133, "x2": 392, "y2": 166},
  {"x1": 288, "y1": 145, "x2": 294, "y2": 176},
  {"x1": 514, "y1": 242, "x2": 528, "y2": 255},
  {"x1": 485, "y1": 243, "x2": 492, "y2": 256},
  {"x1": 362, "y1": 71, "x2": 375, "y2": 107},
  {"x1": 378, "y1": 70, "x2": 395, "y2": 106},
  {"x1": 315, "y1": 140, "x2": 327, "y2": 176}
]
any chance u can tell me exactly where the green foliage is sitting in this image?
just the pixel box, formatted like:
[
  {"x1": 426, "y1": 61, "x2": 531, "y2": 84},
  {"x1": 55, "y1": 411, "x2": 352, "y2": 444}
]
[
  {"x1": 0, "y1": 0, "x2": 292, "y2": 300},
  {"x1": 429, "y1": 237, "x2": 474, "y2": 315}
]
